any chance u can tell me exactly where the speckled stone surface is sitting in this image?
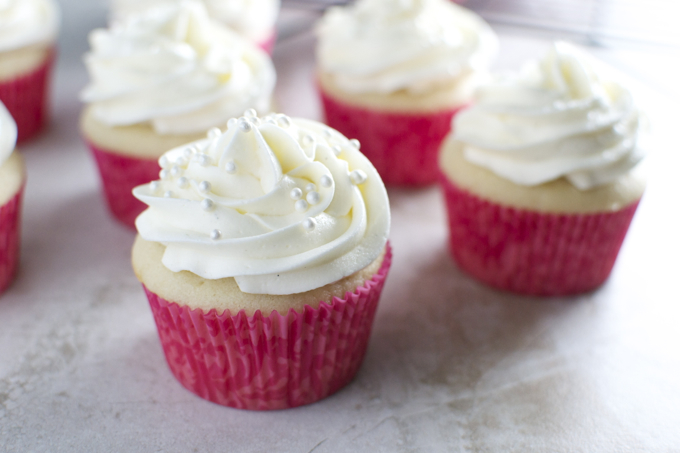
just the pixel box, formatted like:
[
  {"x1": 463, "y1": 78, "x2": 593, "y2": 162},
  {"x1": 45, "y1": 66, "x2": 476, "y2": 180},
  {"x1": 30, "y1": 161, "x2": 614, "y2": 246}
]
[{"x1": 1, "y1": 2, "x2": 679, "y2": 452}]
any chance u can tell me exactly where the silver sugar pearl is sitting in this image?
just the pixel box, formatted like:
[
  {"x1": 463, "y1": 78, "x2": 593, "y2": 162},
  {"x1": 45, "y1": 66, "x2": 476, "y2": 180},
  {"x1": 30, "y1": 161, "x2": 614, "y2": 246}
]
[
  {"x1": 319, "y1": 175, "x2": 333, "y2": 188},
  {"x1": 207, "y1": 127, "x2": 221, "y2": 138},
  {"x1": 332, "y1": 145, "x2": 342, "y2": 156},
  {"x1": 225, "y1": 160, "x2": 237, "y2": 174},
  {"x1": 198, "y1": 181, "x2": 211, "y2": 193},
  {"x1": 305, "y1": 183, "x2": 316, "y2": 192},
  {"x1": 198, "y1": 154, "x2": 212, "y2": 167},
  {"x1": 201, "y1": 199, "x2": 215, "y2": 211},
  {"x1": 350, "y1": 169, "x2": 368, "y2": 185},
  {"x1": 227, "y1": 118, "x2": 238, "y2": 128},
  {"x1": 177, "y1": 177, "x2": 189, "y2": 188},
  {"x1": 164, "y1": 190, "x2": 173, "y2": 198},
  {"x1": 277, "y1": 114, "x2": 291, "y2": 128},
  {"x1": 149, "y1": 181, "x2": 160, "y2": 192},
  {"x1": 159, "y1": 156, "x2": 169, "y2": 168},
  {"x1": 306, "y1": 191, "x2": 320, "y2": 205},
  {"x1": 243, "y1": 108, "x2": 257, "y2": 118},
  {"x1": 295, "y1": 199, "x2": 309, "y2": 212},
  {"x1": 239, "y1": 118, "x2": 252, "y2": 132},
  {"x1": 170, "y1": 165, "x2": 182, "y2": 177},
  {"x1": 349, "y1": 139, "x2": 361, "y2": 149},
  {"x1": 290, "y1": 188, "x2": 303, "y2": 200},
  {"x1": 159, "y1": 169, "x2": 170, "y2": 180},
  {"x1": 210, "y1": 229, "x2": 221, "y2": 240},
  {"x1": 302, "y1": 218, "x2": 317, "y2": 232}
]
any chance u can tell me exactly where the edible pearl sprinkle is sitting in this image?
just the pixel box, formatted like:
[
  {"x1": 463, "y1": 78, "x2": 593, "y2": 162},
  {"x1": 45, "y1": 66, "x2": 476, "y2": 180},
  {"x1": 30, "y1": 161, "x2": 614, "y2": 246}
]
[
  {"x1": 323, "y1": 128, "x2": 332, "y2": 138},
  {"x1": 350, "y1": 139, "x2": 361, "y2": 149},
  {"x1": 198, "y1": 181, "x2": 211, "y2": 193},
  {"x1": 277, "y1": 114, "x2": 291, "y2": 128},
  {"x1": 225, "y1": 161, "x2": 237, "y2": 173},
  {"x1": 159, "y1": 169, "x2": 170, "y2": 180},
  {"x1": 149, "y1": 181, "x2": 160, "y2": 192},
  {"x1": 159, "y1": 156, "x2": 169, "y2": 168},
  {"x1": 305, "y1": 183, "x2": 316, "y2": 192},
  {"x1": 350, "y1": 169, "x2": 368, "y2": 185},
  {"x1": 198, "y1": 154, "x2": 211, "y2": 166},
  {"x1": 332, "y1": 145, "x2": 342, "y2": 156},
  {"x1": 183, "y1": 148, "x2": 195, "y2": 159},
  {"x1": 207, "y1": 127, "x2": 221, "y2": 138},
  {"x1": 177, "y1": 177, "x2": 189, "y2": 188},
  {"x1": 302, "y1": 218, "x2": 317, "y2": 232},
  {"x1": 306, "y1": 191, "x2": 320, "y2": 205},
  {"x1": 210, "y1": 229, "x2": 221, "y2": 240},
  {"x1": 290, "y1": 188, "x2": 303, "y2": 200},
  {"x1": 244, "y1": 108, "x2": 257, "y2": 118},
  {"x1": 227, "y1": 118, "x2": 238, "y2": 128},
  {"x1": 201, "y1": 199, "x2": 215, "y2": 211},
  {"x1": 164, "y1": 191, "x2": 173, "y2": 198},
  {"x1": 320, "y1": 175, "x2": 333, "y2": 188},
  {"x1": 302, "y1": 135, "x2": 315, "y2": 146},
  {"x1": 251, "y1": 117, "x2": 262, "y2": 127},
  {"x1": 295, "y1": 200, "x2": 309, "y2": 212},
  {"x1": 239, "y1": 118, "x2": 252, "y2": 132},
  {"x1": 170, "y1": 165, "x2": 182, "y2": 177}
]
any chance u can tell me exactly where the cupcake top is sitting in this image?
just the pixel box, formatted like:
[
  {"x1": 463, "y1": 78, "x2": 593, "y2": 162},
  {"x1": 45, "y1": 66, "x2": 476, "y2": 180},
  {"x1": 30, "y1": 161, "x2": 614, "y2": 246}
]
[
  {"x1": 0, "y1": 0, "x2": 59, "y2": 53},
  {"x1": 316, "y1": 0, "x2": 497, "y2": 94},
  {"x1": 133, "y1": 110, "x2": 391, "y2": 295},
  {"x1": 454, "y1": 42, "x2": 646, "y2": 190},
  {"x1": 80, "y1": 0, "x2": 275, "y2": 135},
  {"x1": 0, "y1": 101, "x2": 16, "y2": 166},
  {"x1": 110, "y1": 0, "x2": 280, "y2": 43}
]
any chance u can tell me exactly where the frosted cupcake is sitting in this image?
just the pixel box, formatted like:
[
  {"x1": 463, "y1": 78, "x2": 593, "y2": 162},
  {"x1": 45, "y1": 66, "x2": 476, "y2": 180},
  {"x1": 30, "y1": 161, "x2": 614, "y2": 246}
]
[
  {"x1": 316, "y1": 0, "x2": 496, "y2": 185},
  {"x1": 132, "y1": 110, "x2": 391, "y2": 410},
  {"x1": 109, "y1": 0, "x2": 280, "y2": 54},
  {"x1": 80, "y1": 1, "x2": 276, "y2": 228},
  {"x1": 0, "y1": 102, "x2": 25, "y2": 295},
  {"x1": 439, "y1": 42, "x2": 646, "y2": 296},
  {"x1": 0, "y1": 0, "x2": 59, "y2": 142}
]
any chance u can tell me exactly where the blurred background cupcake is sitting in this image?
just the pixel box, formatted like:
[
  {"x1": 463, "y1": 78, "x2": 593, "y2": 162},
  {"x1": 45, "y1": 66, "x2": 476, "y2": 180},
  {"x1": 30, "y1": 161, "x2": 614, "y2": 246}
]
[
  {"x1": 0, "y1": 101, "x2": 25, "y2": 295},
  {"x1": 439, "y1": 42, "x2": 647, "y2": 296},
  {"x1": 109, "y1": 0, "x2": 280, "y2": 54},
  {"x1": 131, "y1": 110, "x2": 391, "y2": 410},
  {"x1": 316, "y1": 0, "x2": 496, "y2": 186},
  {"x1": 0, "y1": 0, "x2": 59, "y2": 143},
  {"x1": 80, "y1": 0, "x2": 276, "y2": 228}
]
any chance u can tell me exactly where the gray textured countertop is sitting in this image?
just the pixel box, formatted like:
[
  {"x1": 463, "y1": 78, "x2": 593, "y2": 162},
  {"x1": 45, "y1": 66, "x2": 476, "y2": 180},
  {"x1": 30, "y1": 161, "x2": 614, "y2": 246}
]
[{"x1": 1, "y1": 2, "x2": 679, "y2": 452}]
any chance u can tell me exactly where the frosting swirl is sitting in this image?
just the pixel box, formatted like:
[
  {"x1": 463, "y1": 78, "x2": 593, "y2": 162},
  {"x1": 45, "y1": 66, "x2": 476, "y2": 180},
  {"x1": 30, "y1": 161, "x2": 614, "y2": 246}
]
[
  {"x1": 110, "y1": 0, "x2": 280, "y2": 43},
  {"x1": 454, "y1": 42, "x2": 646, "y2": 190},
  {"x1": 81, "y1": 1, "x2": 275, "y2": 135},
  {"x1": 133, "y1": 110, "x2": 391, "y2": 295},
  {"x1": 0, "y1": 101, "x2": 17, "y2": 167},
  {"x1": 316, "y1": 0, "x2": 497, "y2": 94},
  {"x1": 0, "y1": 0, "x2": 59, "y2": 53}
]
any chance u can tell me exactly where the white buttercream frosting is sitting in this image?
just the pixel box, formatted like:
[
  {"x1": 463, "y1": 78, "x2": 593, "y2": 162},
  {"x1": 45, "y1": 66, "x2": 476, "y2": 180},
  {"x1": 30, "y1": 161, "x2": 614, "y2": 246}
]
[
  {"x1": 316, "y1": 0, "x2": 497, "y2": 94},
  {"x1": 110, "y1": 0, "x2": 280, "y2": 43},
  {"x1": 81, "y1": 1, "x2": 275, "y2": 135},
  {"x1": 0, "y1": 0, "x2": 59, "y2": 53},
  {"x1": 133, "y1": 110, "x2": 391, "y2": 295},
  {"x1": 454, "y1": 42, "x2": 646, "y2": 190},
  {"x1": 0, "y1": 101, "x2": 17, "y2": 167}
]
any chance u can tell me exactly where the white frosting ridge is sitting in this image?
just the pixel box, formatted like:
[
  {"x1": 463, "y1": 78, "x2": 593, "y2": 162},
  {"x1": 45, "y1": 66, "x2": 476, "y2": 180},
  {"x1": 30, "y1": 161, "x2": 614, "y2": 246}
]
[
  {"x1": 0, "y1": 101, "x2": 17, "y2": 167},
  {"x1": 133, "y1": 110, "x2": 391, "y2": 295},
  {"x1": 316, "y1": 0, "x2": 497, "y2": 94},
  {"x1": 81, "y1": 1, "x2": 275, "y2": 135},
  {"x1": 0, "y1": 0, "x2": 59, "y2": 53},
  {"x1": 110, "y1": 0, "x2": 280, "y2": 43},
  {"x1": 454, "y1": 42, "x2": 646, "y2": 190}
]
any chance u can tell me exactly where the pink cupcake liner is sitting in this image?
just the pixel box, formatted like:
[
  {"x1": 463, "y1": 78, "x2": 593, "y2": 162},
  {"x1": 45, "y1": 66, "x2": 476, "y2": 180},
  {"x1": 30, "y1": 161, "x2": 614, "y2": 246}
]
[
  {"x1": 0, "y1": 49, "x2": 55, "y2": 143},
  {"x1": 319, "y1": 86, "x2": 467, "y2": 186},
  {"x1": 0, "y1": 185, "x2": 25, "y2": 296},
  {"x1": 440, "y1": 174, "x2": 641, "y2": 296},
  {"x1": 143, "y1": 244, "x2": 392, "y2": 410},
  {"x1": 86, "y1": 141, "x2": 160, "y2": 229}
]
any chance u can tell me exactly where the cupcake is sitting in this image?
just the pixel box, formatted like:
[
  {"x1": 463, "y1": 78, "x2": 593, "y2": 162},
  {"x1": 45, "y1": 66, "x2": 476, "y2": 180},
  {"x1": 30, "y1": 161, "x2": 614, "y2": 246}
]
[
  {"x1": 0, "y1": 0, "x2": 59, "y2": 143},
  {"x1": 131, "y1": 110, "x2": 391, "y2": 410},
  {"x1": 80, "y1": 0, "x2": 276, "y2": 228},
  {"x1": 0, "y1": 102, "x2": 25, "y2": 296},
  {"x1": 316, "y1": 0, "x2": 496, "y2": 185},
  {"x1": 439, "y1": 42, "x2": 647, "y2": 296},
  {"x1": 109, "y1": 0, "x2": 280, "y2": 54}
]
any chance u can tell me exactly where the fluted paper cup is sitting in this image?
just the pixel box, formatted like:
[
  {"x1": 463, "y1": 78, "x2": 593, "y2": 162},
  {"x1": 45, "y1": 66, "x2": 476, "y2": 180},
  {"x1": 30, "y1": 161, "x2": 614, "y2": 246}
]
[
  {"x1": 0, "y1": 185, "x2": 25, "y2": 296},
  {"x1": 319, "y1": 86, "x2": 466, "y2": 186},
  {"x1": 0, "y1": 49, "x2": 55, "y2": 143},
  {"x1": 143, "y1": 245, "x2": 392, "y2": 410},
  {"x1": 87, "y1": 141, "x2": 160, "y2": 229},
  {"x1": 439, "y1": 174, "x2": 641, "y2": 296}
]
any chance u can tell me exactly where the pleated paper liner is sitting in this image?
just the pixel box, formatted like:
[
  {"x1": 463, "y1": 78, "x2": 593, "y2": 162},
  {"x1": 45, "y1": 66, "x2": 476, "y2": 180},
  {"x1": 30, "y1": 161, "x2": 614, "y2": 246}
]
[
  {"x1": 439, "y1": 174, "x2": 641, "y2": 296},
  {"x1": 0, "y1": 49, "x2": 55, "y2": 144},
  {"x1": 87, "y1": 141, "x2": 160, "y2": 229},
  {"x1": 319, "y1": 86, "x2": 466, "y2": 186},
  {"x1": 144, "y1": 244, "x2": 392, "y2": 410},
  {"x1": 0, "y1": 185, "x2": 25, "y2": 296}
]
